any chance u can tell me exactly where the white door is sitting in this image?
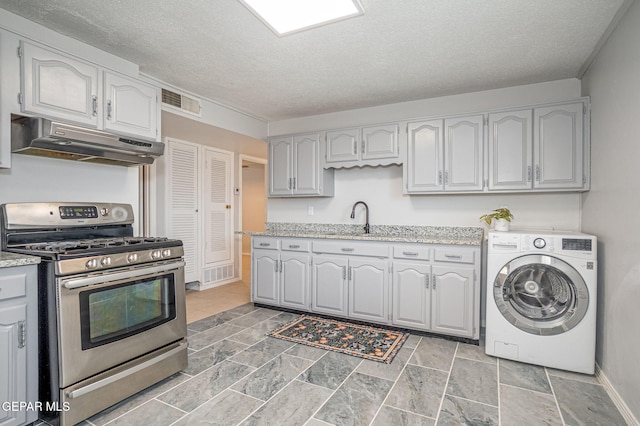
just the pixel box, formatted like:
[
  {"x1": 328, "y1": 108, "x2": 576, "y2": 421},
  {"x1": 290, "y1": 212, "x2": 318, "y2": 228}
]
[
  {"x1": 362, "y1": 124, "x2": 399, "y2": 161},
  {"x1": 166, "y1": 140, "x2": 200, "y2": 283},
  {"x1": 348, "y1": 258, "x2": 389, "y2": 323},
  {"x1": 0, "y1": 304, "x2": 27, "y2": 426},
  {"x1": 431, "y1": 265, "x2": 475, "y2": 338},
  {"x1": 203, "y1": 148, "x2": 233, "y2": 265},
  {"x1": 406, "y1": 120, "x2": 444, "y2": 192},
  {"x1": 488, "y1": 109, "x2": 533, "y2": 190},
  {"x1": 280, "y1": 253, "x2": 310, "y2": 310},
  {"x1": 312, "y1": 255, "x2": 348, "y2": 316},
  {"x1": 292, "y1": 134, "x2": 320, "y2": 195},
  {"x1": 103, "y1": 72, "x2": 158, "y2": 141},
  {"x1": 392, "y1": 262, "x2": 431, "y2": 330},
  {"x1": 325, "y1": 128, "x2": 360, "y2": 164},
  {"x1": 252, "y1": 250, "x2": 279, "y2": 305},
  {"x1": 268, "y1": 137, "x2": 293, "y2": 196},
  {"x1": 444, "y1": 115, "x2": 484, "y2": 191}
]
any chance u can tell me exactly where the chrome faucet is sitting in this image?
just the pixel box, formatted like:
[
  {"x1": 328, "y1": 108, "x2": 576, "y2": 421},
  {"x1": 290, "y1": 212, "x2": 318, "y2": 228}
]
[{"x1": 350, "y1": 201, "x2": 370, "y2": 234}]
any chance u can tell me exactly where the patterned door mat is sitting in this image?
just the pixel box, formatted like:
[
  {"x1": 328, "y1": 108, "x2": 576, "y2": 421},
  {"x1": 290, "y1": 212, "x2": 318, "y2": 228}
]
[{"x1": 267, "y1": 315, "x2": 408, "y2": 364}]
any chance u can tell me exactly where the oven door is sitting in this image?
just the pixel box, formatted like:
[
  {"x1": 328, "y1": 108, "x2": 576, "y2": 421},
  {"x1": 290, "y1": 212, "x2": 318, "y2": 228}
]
[{"x1": 56, "y1": 259, "x2": 186, "y2": 388}]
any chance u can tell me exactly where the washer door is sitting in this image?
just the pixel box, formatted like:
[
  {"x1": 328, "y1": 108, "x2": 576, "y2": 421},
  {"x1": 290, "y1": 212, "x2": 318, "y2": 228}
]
[{"x1": 494, "y1": 255, "x2": 589, "y2": 335}]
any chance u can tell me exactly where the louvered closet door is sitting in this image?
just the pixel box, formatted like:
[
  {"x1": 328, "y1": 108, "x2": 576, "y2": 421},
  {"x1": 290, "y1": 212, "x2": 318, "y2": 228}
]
[
  {"x1": 167, "y1": 141, "x2": 200, "y2": 283},
  {"x1": 204, "y1": 148, "x2": 233, "y2": 265}
]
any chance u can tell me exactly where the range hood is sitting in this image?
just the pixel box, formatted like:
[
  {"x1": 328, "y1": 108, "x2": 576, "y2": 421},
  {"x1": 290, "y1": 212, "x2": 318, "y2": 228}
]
[{"x1": 11, "y1": 116, "x2": 164, "y2": 166}]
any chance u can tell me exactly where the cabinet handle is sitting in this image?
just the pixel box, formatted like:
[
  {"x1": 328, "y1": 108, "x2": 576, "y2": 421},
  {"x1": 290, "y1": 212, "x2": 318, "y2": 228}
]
[
  {"x1": 438, "y1": 171, "x2": 443, "y2": 185},
  {"x1": 106, "y1": 100, "x2": 112, "y2": 120},
  {"x1": 341, "y1": 248, "x2": 355, "y2": 252},
  {"x1": 402, "y1": 251, "x2": 419, "y2": 256},
  {"x1": 432, "y1": 275, "x2": 436, "y2": 289},
  {"x1": 535, "y1": 165, "x2": 540, "y2": 182},
  {"x1": 259, "y1": 243, "x2": 271, "y2": 247},
  {"x1": 348, "y1": 266, "x2": 352, "y2": 281},
  {"x1": 92, "y1": 95, "x2": 98, "y2": 116},
  {"x1": 18, "y1": 320, "x2": 26, "y2": 349},
  {"x1": 293, "y1": 177, "x2": 296, "y2": 189},
  {"x1": 288, "y1": 178, "x2": 292, "y2": 190},
  {"x1": 279, "y1": 260, "x2": 283, "y2": 273},
  {"x1": 425, "y1": 275, "x2": 430, "y2": 289},
  {"x1": 444, "y1": 254, "x2": 463, "y2": 259},
  {"x1": 353, "y1": 141, "x2": 357, "y2": 155},
  {"x1": 445, "y1": 170, "x2": 449, "y2": 185},
  {"x1": 342, "y1": 266, "x2": 347, "y2": 280},
  {"x1": 289, "y1": 244, "x2": 300, "y2": 249},
  {"x1": 527, "y1": 165, "x2": 532, "y2": 182},
  {"x1": 362, "y1": 140, "x2": 365, "y2": 154}
]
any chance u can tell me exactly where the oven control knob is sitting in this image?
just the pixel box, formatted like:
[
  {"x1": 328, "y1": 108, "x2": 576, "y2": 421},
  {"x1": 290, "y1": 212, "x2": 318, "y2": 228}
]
[
  {"x1": 86, "y1": 259, "x2": 98, "y2": 269},
  {"x1": 101, "y1": 257, "x2": 112, "y2": 266},
  {"x1": 151, "y1": 250, "x2": 162, "y2": 260},
  {"x1": 100, "y1": 207, "x2": 110, "y2": 216},
  {"x1": 533, "y1": 238, "x2": 547, "y2": 249},
  {"x1": 127, "y1": 253, "x2": 139, "y2": 263},
  {"x1": 162, "y1": 249, "x2": 171, "y2": 257}
]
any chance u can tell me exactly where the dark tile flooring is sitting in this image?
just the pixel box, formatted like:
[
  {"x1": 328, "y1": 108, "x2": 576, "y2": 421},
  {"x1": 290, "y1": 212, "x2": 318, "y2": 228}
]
[{"x1": 61, "y1": 304, "x2": 627, "y2": 425}]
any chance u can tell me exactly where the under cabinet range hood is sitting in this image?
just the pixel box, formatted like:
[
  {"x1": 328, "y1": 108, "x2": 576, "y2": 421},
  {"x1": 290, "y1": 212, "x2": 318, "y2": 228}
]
[{"x1": 11, "y1": 116, "x2": 164, "y2": 166}]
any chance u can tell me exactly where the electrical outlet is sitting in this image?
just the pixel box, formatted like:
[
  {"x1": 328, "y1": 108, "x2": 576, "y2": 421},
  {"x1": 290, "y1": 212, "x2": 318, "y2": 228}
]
[{"x1": 308, "y1": 206, "x2": 314, "y2": 216}]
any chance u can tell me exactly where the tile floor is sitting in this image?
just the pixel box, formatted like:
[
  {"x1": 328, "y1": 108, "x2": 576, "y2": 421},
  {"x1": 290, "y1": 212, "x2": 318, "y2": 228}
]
[{"x1": 75, "y1": 303, "x2": 628, "y2": 426}]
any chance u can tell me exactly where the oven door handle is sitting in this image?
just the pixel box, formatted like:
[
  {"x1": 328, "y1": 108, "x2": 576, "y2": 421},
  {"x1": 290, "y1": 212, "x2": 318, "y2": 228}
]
[{"x1": 62, "y1": 261, "x2": 186, "y2": 290}]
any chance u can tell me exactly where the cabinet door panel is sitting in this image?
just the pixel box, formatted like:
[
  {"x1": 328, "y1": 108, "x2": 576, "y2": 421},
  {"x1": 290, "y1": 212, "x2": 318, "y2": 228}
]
[
  {"x1": 21, "y1": 41, "x2": 99, "y2": 126},
  {"x1": 534, "y1": 103, "x2": 584, "y2": 189},
  {"x1": 488, "y1": 110, "x2": 533, "y2": 190},
  {"x1": 293, "y1": 134, "x2": 320, "y2": 195},
  {"x1": 312, "y1": 256, "x2": 348, "y2": 316},
  {"x1": 103, "y1": 72, "x2": 158, "y2": 140},
  {"x1": 0, "y1": 303, "x2": 27, "y2": 426},
  {"x1": 325, "y1": 128, "x2": 359, "y2": 163},
  {"x1": 444, "y1": 115, "x2": 483, "y2": 191},
  {"x1": 406, "y1": 120, "x2": 443, "y2": 192},
  {"x1": 252, "y1": 250, "x2": 279, "y2": 305},
  {"x1": 280, "y1": 253, "x2": 309, "y2": 310},
  {"x1": 269, "y1": 138, "x2": 293, "y2": 195},
  {"x1": 392, "y1": 262, "x2": 430, "y2": 329},
  {"x1": 431, "y1": 265, "x2": 474, "y2": 338},
  {"x1": 348, "y1": 259, "x2": 389, "y2": 323},
  {"x1": 362, "y1": 124, "x2": 399, "y2": 160}
]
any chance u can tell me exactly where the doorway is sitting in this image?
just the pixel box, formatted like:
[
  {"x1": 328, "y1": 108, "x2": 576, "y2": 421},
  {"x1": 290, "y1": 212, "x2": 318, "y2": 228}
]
[{"x1": 239, "y1": 155, "x2": 267, "y2": 282}]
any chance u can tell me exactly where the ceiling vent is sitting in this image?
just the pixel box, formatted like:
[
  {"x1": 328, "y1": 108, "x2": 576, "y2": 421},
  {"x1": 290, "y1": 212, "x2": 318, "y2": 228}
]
[{"x1": 161, "y1": 88, "x2": 201, "y2": 116}]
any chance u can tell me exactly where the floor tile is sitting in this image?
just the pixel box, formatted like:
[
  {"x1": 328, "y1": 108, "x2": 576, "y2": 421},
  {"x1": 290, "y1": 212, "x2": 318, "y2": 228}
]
[
  {"x1": 549, "y1": 375, "x2": 627, "y2": 425},
  {"x1": 172, "y1": 390, "x2": 263, "y2": 425},
  {"x1": 446, "y1": 357, "x2": 498, "y2": 406},
  {"x1": 385, "y1": 364, "x2": 448, "y2": 418},
  {"x1": 371, "y1": 405, "x2": 435, "y2": 426},
  {"x1": 187, "y1": 310, "x2": 243, "y2": 333},
  {"x1": 188, "y1": 323, "x2": 246, "y2": 351},
  {"x1": 297, "y1": 350, "x2": 363, "y2": 390},
  {"x1": 184, "y1": 339, "x2": 249, "y2": 376},
  {"x1": 240, "y1": 380, "x2": 333, "y2": 426},
  {"x1": 227, "y1": 318, "x2": 285, "y2": 346},
  {"x1": 546, "y1": 367, "x2": 600, "y2": 384},
  {"x1": 456, "y1": 342, "x2": 496, "y2": 364},
  {"x1": 500, "y1": 384, "x2": 561, "y2": 425},
  {"x1": 314, "y1": 372, "x2": 395, "y2": 426},
  {"x1": 105, "y1": 399, "x2": 184, "y2": 426},
  {"x1": 437, "y1": 395, "x2": 499, "y2": 426},
  {"x1": 409, "y1": 336, "x2": 457, "y2": 371},
  {"x1": 403, "y1": 334, "x2": 422, "y2": 349},
  {"x1": 356, "y1": 345, "x2": 413, "y2": 382},
  {"x1": 229, "y1": 337, "x2": 296, "y2": 368},
  {"x1": 157, "y1": 360, "x2": 255, "y2": 412},
  {"x1": 285, "y1": 343, "x2": 328, "y2": 361},
  {"x1": 227, "y1": 307, "x2": 281, "y2": 327},
  {"x1": 232, "y1": 353, "x2": 314, "y2": 401},
  {"x1": 499, "y1": 358, "x2": 552, "y2": 394}
]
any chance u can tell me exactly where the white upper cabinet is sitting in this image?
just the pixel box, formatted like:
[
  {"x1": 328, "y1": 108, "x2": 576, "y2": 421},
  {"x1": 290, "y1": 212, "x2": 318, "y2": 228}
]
[
  {"x1": 268, "y1": 133, "x2": 334, "y2": 197},
  {"x1": 488, "y1": 109, "x2": 533, "y2": 191},
  {"x1": 103, "y1": 72, "x2": 159, "y2": 141},
  {"x1": 20, "y1": 41, "x2": 100, "y2": 127},
  {"x1": 534, "y1": 102, "x2": 585, "y2": 190},
  {"x1": 19, "y1": 41, "x2": 160, "y2": 141},
  {"x1": 488, "y1": 101, "x2": 587, "y2": 192},
  {"x1": 405, "y1": 114, "x2": 483, "y2": 193},
  {"x1": 325, "y1": 124, "x2": 401, "y2": 168}
]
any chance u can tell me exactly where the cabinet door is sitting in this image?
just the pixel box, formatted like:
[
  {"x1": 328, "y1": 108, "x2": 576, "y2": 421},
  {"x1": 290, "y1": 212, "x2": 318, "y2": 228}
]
[
  {"x1": 488, "y1": 109, "x2": 533, "y2": 190},
  {"x1": 203, "y1": 148, "x2": 234, "y2": 265},
  {"x1": 392, "y1": 262, "x2": 430, "y2": 330},
  {"x1": 293, "y1": 133, "x2": 320, "y2": 195},
  {"x1": 311, "y1": 255, "x2": 348, "y2": 317},
  {"x1": 268, "y1": 137, "x2": 293, "y2": 196},
  {"x1": 20, "y1": 41, "x2": 99, "y2": 126},
  {"x1": 325, "y1": 128, "x2": 359, "y2": 164},
  {"x1": 348, "y1": 258, "x2": 389, "y2": 323},
  {"x1": 166, "y1": 140, "x2": 201, "y2": 283},
  {"x1": 533, "y1": 102, "x2": 584, "y2": 189},
  {"x1": 431, "y1": 265, "x2": 475, "y2": 338},
  {"x1": 252, "y1": 250, "x2": 279, "y2": 305},
  {"x1": 103, "y1": 72, "x2": 158, "y2": 140},
  {"x1": 0, "y1": 304, "x2": 27, "y2": 426},
  {"x1": 362, "y1": 124, "x2": 399, "y2": 161},
  {"x1": 280, "y1": 253, "x2": 310, "y2": 310},
  {"x1": 406, "y1": 120, "x2": 444, "y2": 192},
  {"x1": 444, "y1": 115, "x2": 484, "y2": 191}
]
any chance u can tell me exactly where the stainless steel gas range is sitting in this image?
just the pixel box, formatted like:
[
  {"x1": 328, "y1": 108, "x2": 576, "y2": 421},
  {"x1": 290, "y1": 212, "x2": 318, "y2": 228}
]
[{"x1": 0, "y1": 202, "x2": 188, "y2": 426}]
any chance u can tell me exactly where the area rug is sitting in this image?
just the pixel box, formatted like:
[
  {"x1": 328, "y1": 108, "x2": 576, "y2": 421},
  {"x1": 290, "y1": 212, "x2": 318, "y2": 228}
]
[{"x1": 267, "y1": 315, "x2": 408, "y2": 364}]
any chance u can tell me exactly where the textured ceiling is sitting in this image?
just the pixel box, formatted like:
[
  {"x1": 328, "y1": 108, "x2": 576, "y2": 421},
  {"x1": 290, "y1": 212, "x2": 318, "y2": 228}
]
[{"x1": 0, "y1": 0, "x2": 630, "y2": 122}]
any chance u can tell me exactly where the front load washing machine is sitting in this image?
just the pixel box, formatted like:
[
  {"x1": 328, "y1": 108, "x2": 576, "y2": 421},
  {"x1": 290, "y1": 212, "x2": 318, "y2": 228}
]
[{"x1": 485, "y1": 230, "x2": 597, "y2": 374}]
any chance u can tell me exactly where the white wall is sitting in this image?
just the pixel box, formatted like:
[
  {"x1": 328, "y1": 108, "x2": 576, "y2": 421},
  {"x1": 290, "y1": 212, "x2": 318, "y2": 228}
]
[
  {"x1": 267, "y1": 80, "x2": 583, "y2": 230},
  {"x1": 581, "y1": 0, "x2": 640, "y2": 421}
]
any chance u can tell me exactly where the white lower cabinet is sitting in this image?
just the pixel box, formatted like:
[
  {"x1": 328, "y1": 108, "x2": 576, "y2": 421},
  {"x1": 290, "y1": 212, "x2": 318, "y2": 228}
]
[{"x1": 251, "y1": 236, "x2": 480, "y2": 340}]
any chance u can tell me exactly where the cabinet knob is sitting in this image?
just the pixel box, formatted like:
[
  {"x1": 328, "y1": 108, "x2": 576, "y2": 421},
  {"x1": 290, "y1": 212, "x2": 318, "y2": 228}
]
[{"x1": 226, "y1": 205, "x2": 231, "y2": 209}]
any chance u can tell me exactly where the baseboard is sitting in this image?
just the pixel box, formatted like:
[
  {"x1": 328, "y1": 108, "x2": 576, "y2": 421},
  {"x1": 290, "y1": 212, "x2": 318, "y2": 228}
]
[
  {"x1": 596, "y1": 363, "x2": 639, "y2": 425},
  {"x1": 187, "y1": 277, "x2": 238, "y2": 291}
]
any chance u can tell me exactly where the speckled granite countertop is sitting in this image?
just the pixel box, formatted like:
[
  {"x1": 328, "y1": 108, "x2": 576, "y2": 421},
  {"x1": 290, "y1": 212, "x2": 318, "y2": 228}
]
[
  {"x1": 244, "y1": 223, "x2": 484, "y2": 246},
  {"x1": 0, "y1": 252, "x2": 41, "y2": 269}
]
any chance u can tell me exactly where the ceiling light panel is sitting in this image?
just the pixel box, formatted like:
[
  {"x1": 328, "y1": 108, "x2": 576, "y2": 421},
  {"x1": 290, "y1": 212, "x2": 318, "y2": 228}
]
[{"x1": 239, "y1": 0, "x2": 364, "y2": 36}]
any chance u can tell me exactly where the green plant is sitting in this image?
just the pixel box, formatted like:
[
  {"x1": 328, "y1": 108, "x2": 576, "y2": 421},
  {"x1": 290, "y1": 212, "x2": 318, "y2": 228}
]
[{"x1": 480, "y1": 207, "x2": 514, "y2": 225}]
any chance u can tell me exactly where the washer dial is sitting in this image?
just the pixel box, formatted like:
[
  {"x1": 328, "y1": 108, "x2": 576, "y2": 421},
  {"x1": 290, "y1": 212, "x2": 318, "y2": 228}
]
[{"x1": 533, "y1": 238, "x2": 547, "y2": 249}]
